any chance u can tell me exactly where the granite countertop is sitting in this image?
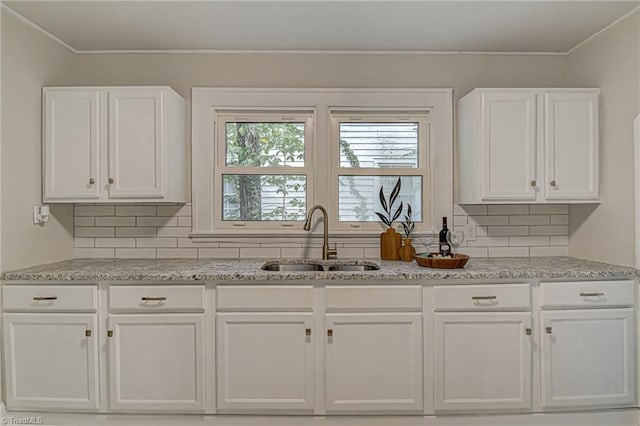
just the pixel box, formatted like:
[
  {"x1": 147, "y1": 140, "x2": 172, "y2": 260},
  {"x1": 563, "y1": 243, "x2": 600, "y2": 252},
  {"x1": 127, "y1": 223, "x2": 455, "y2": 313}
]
[{"x1": 1, "y1": 256, "x2": 636, "y2": 282}]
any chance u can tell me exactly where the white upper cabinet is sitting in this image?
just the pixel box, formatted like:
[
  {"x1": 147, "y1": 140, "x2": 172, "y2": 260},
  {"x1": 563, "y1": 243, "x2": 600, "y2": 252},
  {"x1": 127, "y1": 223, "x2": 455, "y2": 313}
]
[
  {"x1": 544, "y1": 91, "x2": 599, "y2": 200},
  {"x1": 43, "y1": 86, "x2": 188, "y2": 203},
  {"x1": 43, "y1": 89, "x2": 101, "y2": 201},
  {"x1": 456, "y1": 88, "x2": 600, "y2": 204}
]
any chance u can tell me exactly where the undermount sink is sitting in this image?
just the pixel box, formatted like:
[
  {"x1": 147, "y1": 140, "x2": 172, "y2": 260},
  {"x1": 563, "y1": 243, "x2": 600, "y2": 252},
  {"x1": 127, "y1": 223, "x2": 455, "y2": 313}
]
[
  {"x1": 324, "y1": 264, "x2": 380, "y2": 272},
  {"x1": 261, "y1": 262, "x2": 324, "y2": 272},
  {"x1": 261, "y1": 261, "x2": 380, "y2": 272}
]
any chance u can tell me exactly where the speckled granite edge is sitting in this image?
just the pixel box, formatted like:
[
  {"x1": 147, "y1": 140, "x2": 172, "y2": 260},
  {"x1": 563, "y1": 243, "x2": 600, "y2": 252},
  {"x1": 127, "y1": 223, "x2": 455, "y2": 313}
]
[{"x1": 1, "y1": 257, "x2": 637, "y2": 282}]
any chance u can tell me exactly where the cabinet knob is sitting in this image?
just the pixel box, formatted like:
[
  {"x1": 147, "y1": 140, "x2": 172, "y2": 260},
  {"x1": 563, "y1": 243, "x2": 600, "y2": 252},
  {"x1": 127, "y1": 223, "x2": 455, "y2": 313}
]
[
  {"x1": 89, "y1": 178, "x2": 95, "y2": 185},
  {"x1": 545, "y1": 326, "x2": 552, "y2": 334},
  {"x1": 107, "y1": 330, "x2": 114, "y2": 338},
  {"x1": 305, "y1": 328, "x2": 311, "y2": 336},
  {"x1": 525, "y1": 328, "x2": 532, "y2": 336},
  {"x1": 327, "y1": 329, "x2": 333, "y2": 337},
  {"x1": 530, "y1": 180, "x2": 537, "y2": 187},
  {"x1": 550, "y1": 180, "x2": 557, "y2": 187},
  {"x1": 108, "y1": 177, "x2": 114, "y2": 184},
  {"x1": 85, "y1": 330, "x2": 92, "y2": 337}
]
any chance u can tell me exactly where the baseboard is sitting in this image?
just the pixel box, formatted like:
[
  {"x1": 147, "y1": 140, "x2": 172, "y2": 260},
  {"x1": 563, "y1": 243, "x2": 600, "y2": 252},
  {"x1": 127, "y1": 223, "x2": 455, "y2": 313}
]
[{"x1": 2, "y1": 409, "x2": 638, "y2": 426}]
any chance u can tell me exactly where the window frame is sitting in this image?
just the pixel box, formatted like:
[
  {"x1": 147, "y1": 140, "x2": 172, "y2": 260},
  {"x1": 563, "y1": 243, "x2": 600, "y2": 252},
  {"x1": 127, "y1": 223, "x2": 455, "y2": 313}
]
[
  {"x1": 190, "y1": 88, "x2": 453, "y2": 238},
  {"x1": 330, "y1": 112, "x2": 430, "y2": 232},
  {"x1": 213, "y1": 111, "x2": 314, "y2": 230}
]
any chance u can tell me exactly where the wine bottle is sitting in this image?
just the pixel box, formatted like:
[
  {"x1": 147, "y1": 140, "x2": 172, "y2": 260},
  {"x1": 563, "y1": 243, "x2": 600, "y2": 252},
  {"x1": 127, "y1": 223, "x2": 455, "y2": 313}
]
[{"x1": 439, "y1": 217, "x2": 451, "y2": 257}]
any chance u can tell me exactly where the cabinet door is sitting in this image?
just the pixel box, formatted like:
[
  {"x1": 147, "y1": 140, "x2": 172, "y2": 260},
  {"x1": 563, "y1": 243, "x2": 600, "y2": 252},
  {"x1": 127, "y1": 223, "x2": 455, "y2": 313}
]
[
  {"x1": 43, "y1": 89, "x2": 101, "y2": 201},
  {"x1": 325, "y1": 313, "x2": 423, "y2": 413},
  {"x1": 216, "y1": 313, "x2": 314, "y2": 412},
  {"x1": 541, "y1": 309, "x2": 635, "y2": 409},
  {"x1": 108, "y1": 89, "x2": 165, "y2": 199},
  {"x1": 434, "y1": 313, "x2": 532, "y2": 412},
  {"x1": 108, "y1": 314, "x2": 205, "y2": 412},
  {"x1": 3, "y1": 313, "x2": 99, "y2": 411},
  {"x1": 544, "y1": 91, "x2": 599, "y2": 200},
  {"x1": 480, "y1": 91, "x2": 537, "y2": 201}
]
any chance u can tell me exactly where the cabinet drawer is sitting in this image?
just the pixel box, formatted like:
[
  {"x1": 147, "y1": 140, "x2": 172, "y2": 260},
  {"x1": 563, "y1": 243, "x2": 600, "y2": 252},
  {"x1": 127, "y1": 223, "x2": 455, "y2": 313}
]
[
  {"x1": 109, "y1": 285, "x2": 205, "y2": 313},
  {"x1": 3, "y1": 285, "x2": 97, "y2": 312},
  {"x1": 434, "y1": 284, "x2": 530, "y2": 312},
  {"x1": 540, "y1": 280, "x2": 634, "y2": 309},
  {"x1": 325, "y1": 286, "x2": 421, "y2": 312},
  {"x1": 217, "y1": 286, "x2": 313, "y2": 311}
]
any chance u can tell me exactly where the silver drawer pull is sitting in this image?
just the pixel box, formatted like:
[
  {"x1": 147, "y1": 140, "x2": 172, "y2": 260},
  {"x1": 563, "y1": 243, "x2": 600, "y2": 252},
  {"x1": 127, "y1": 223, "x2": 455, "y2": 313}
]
[
  {"x1": 32, "y1": 296, "x2": 57, "y2": 301},
  {"x1": 580, "y1": 292, "x2": 604, "y2": 297},
  {"x1": 141, "y1": 297, "x2": 167, "y2": 302},
  {"x1": 471, "y1": 296, "x2": 497, "y2": 301}
]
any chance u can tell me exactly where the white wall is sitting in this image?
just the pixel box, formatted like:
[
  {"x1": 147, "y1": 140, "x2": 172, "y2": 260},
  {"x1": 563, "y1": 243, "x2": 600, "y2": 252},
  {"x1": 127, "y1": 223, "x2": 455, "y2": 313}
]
[
  {"x1": 72, "y1": 52, "x2": 567, "y2": 106},
  {"x1": 566, "y1": 11, "x2": 640, "y2": 267},
  {"x1": 1, "y1": 10, "x2": 76, "y2": 271}
]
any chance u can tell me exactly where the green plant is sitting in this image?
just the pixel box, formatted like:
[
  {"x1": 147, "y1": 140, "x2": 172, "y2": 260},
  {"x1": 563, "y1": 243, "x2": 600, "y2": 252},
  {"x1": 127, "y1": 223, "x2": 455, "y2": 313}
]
[
  {"x1": 375, "y1": 177, "x2": 403, "y2": 228},
  {"x1": 401, "y1": 204, "x2": 415, "y2": 238}
]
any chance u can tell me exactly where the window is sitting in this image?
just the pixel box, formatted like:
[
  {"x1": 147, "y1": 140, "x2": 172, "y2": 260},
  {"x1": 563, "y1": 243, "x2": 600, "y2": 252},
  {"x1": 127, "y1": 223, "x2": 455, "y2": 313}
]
[
  {"x1": 191, "y1": 89, "x2": 452, "y2": 237},
  {"x1": 214, "y1": 112, "x2": 314, "y2": 229},
  {"x1": 331, "y1": 113, "x2": 429, "y2": 230}
]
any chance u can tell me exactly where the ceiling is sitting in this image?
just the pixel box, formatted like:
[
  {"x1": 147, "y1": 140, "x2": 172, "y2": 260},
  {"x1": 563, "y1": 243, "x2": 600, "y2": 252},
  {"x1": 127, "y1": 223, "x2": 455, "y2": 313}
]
[{"x1": 4, "y1": 1, "x2": 639, "y2": 53}]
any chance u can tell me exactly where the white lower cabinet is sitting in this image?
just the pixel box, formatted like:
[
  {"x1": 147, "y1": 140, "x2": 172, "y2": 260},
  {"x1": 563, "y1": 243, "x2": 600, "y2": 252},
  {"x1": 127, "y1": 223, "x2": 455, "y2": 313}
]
[
  {"x1": 107, "y1": 314, "x2": 205, "y2": 412},
  {"x1": 434, "y1": 313, "x2": 532, "y2": 412},
  {"x1": 3, "y1": 313, "x2": 99, "y2": 411},
  {"x1": 540, "y1": 309, "x2": 635, "y2": 409},
  {"x1": 216, "y1": 313, "x2": 314, "y2": 412},
  {"x1": 324, "y1": 313, "x2": 423, "y2": 413}
]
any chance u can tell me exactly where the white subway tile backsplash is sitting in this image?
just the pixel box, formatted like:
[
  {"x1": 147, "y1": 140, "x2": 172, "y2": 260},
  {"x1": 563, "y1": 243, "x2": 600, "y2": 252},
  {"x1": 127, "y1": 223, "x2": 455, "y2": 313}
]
[
  {"x1": 75, "y1": 227, "x2": 115, "y2": 238},
  {"x1": 157, "y1": 227, "x2": 192, "y2": 238},
  {"x1": 95, "y1": 238, "x2": 135, "y2": 248},
  {"x1": 75, "y1": 206, "x2": 114, "y2": 216},
  {"x1": 74, "y1": 237, "x2": 94, "y2": 248},
  {"x1": 488, "y1": 247, "x2": 529, "y2": 257},
  {"x1": 487, "y1": 226, "x2": 528, "y2": 236},
  {"x1": 74, "y1": 203, "x2": 569, "y2": 260},
  {"x1": 530, "y1": 204, "x2": 569, "y2": 215},
  {"x1": 530, "y1": 225, "x2": 569, "y2": 236},
  {"x1": 469, "y1": 215, "x2": 509, "y2": 226},
  {"x1": 116, "y1": 206, "x2": 156, "y2": 216},
  {"x1": 74, "y1": 217, "x2": 95, "y2": 226},
  {"x1": 157, "y1": 248, "x2": 198, "y2": 258},
  {"x1": 509, "y1": 215, "x2": 550, "y2": 225},
  {"x1": 198, "y1": 248, "x2": 240, "y2": 258},
  {"x1": 509, "y1": 236, "x2": 549, "y2": 246},
  {"x1": 467, "y1": 236, "x2": 509, "y2": 247},
  {"x1": 116, "y1": 227, "x2": 156, "y2": 237},
  {"x1": 136, "y1": 238, "x2": 177, "y2": 248},
  {"x1": 95, "y1": 216, "x2": 136, "y2": 227},
  {"x1": 157, "y1": 205, "x2": 191, "y2": 217},
  {"x1": 550, "y1": 215, "x2": 569, "y2": 225},
  {"x1": 115, "y1": 248, "x2": 156, "y2": 259},
  {"x1": 488, "y1": 205, "x2": 529, "y2": 215},
  {"x1": 550, "y1": 236, "x2": 569, "y2": 246},
  {"x1": 74, "y1": 248, "x2": 115, "y2": 258},
  {"x1": 530, "y1": 246, "x2": 569, "y2": 256},
  {"x1": 240, "y1": 247, "x2": 281, "y2": 258},
  {"x1": 137, "y1": 216, "x2": 178, "y2": 227}
]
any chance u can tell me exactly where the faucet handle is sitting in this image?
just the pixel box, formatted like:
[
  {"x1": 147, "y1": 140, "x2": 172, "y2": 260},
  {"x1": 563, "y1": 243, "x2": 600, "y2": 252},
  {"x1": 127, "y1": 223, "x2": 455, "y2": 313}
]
[{"x1": 327, "y1": 243, "x2": 338, "y2": 259}]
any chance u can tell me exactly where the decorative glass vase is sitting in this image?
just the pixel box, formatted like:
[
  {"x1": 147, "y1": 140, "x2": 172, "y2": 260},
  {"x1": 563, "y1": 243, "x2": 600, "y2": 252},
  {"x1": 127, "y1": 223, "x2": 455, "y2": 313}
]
[
  {"x1": 399, "y1": 238, "x2": 416, "y2": 262},
  {"x1": 380, "y1": 227, "x2": 402, "y2": 260}
]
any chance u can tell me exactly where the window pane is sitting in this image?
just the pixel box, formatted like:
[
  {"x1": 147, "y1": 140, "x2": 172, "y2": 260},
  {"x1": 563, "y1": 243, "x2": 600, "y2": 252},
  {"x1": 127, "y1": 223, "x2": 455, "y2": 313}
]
[
  {"x1": 338, "y1": 175, "x2": 422, "y2": 222},
  {"x1": 222, "y1": 175, "x2": 306, "y2": 221},
  {"x1": 225, "y1": 122, "x2": 305, "y2": 167},
  {"x1": 339, "y1": 122, "x2": 418, "y2": 168}
]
